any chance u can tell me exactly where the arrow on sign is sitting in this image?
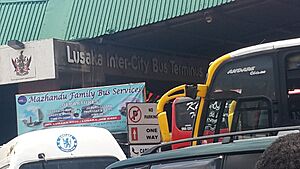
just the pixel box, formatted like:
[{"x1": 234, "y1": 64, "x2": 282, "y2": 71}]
[{"x1": 131, "y1": 127, "x2": 138, "y2": 141}]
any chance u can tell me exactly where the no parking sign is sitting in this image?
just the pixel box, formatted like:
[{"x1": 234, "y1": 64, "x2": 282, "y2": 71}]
[{"x1": 127, "y1": 103, "x2": 158, "y2": 125}]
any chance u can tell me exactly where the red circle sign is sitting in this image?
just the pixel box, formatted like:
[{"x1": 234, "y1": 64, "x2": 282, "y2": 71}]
[{"x1": 129, "y1": 106, "x2": 142, "y2": 123}]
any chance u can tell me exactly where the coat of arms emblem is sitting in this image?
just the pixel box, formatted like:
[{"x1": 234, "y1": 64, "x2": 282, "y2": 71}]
[{"x1": 11, "y1": 51, "x2": 32, "y2": 76}]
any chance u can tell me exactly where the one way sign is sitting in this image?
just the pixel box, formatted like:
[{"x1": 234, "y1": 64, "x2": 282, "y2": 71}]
[{"x1": 128, "y1": 125, "x2": 161, "y2": 144}]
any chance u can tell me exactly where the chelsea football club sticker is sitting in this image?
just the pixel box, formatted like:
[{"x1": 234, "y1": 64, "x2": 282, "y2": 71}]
[{"x1": 56, "y1": 134, "x2": 78, "y2": 152}]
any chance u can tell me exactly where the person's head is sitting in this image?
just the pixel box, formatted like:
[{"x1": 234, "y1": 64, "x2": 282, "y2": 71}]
[{"x1": 255, "y1": 132, "x2": 300, "y2": 169}]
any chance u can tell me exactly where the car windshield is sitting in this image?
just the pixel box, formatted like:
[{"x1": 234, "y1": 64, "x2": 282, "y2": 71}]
[{"x1": 19, "y1": 156, "x2": 119, "y2": 169}]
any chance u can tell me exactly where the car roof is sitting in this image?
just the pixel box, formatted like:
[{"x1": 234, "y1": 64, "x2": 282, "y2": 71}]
[
  {"x1": 107, "y1": 136, "x2": 277, "y2": 169},
  {"x1": 0, "y1": 126, "x2": 127, "y2": 168}
]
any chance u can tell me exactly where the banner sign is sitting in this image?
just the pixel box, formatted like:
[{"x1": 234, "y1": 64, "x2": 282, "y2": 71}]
[
  {"x1": 54, "y1": 40, "x2": 208, "y2": 83},
  {"x1": 0, "y1": 38, "x2": 208, "y2": 84},
  {"x1": 16, "y1": 83, "x2": 145, "y2": 135}
]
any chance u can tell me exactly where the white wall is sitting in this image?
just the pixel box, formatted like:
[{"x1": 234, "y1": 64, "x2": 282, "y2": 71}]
[{"x1": 0, "y1": 39, "x2": 56, "y2": 85}]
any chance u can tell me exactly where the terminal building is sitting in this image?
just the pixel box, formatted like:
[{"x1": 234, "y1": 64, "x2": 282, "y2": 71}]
[{"x1": 1, "y1": 0, "x2": 300, "y2": 145}]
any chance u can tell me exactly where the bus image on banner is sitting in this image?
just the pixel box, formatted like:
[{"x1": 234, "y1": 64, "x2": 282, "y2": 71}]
[{"x1": 15, "y1": 83, "x2": 145, "y2": 135}]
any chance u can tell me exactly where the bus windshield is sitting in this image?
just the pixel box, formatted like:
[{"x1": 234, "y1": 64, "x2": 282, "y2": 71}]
[{"x1": 19, "y1": 157, "x2": 119, "y2": 169}]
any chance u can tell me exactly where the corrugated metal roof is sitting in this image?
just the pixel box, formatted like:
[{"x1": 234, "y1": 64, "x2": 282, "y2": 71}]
[
  {"x1": 64, "y1": 0, "x2": 235, "y2": 40},
  {"x1": 0, "y1": 0, "x2": 235, "y2": 44},
  {"x1": 0, "y1": 0, "x2": 48, "y2": 45}
]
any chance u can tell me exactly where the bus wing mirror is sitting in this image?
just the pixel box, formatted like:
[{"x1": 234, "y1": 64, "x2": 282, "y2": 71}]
[
  {"x1": 157, "y1": 111, "x2": 171, "y2": 142},
  {"x1": 228, "y1": 100, "x2": 237, "y2": 131},
  {"x1": 157, "y1": 85, "x2": 186, "y2": 114},
  {"x1": 196, "y1": 84, "x2": 207, "y2": 98},
  {"x1": 157, "y1": 84, "x2": 207, "y2": 114}
]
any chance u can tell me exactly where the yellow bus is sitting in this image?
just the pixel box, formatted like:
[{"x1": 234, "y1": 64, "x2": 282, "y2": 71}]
[{"x1": 157, "y1": 38, "x2": 300, "y2": 146}]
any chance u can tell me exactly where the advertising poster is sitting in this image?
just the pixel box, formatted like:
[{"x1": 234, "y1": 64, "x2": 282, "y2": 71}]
[{"x1": 16, "y1": 83, "x2": 145, "y2": 135}]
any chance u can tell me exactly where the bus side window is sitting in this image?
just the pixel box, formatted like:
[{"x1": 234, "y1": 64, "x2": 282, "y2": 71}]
[
  {"x1": 231, "y1": 97, "x2": 273, "y2": 133},
  {"x1": 286, "y1": 53, "x2": 300, "y2": 120}
]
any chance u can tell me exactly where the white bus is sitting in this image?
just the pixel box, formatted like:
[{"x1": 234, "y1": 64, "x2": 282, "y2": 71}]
[{"x1": 0, "y1": 127, "x2": 126, "y2": 169}]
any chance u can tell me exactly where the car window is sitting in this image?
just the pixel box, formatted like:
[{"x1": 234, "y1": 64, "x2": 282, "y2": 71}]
[
  {"x1": 20, "y1": 156, "x2": 118, "y2": 169},
  {"x1": 120, "y1": 156, "x2": 223, "y2": 169},
  {"x1": 223, "y1": 152, "x2": 263, "y2": 169},
  {"x1": 150, "y1": 156, "x2": 222, "y2": 169}
]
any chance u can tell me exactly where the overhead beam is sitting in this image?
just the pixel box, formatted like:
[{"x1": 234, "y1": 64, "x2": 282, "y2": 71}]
[
  {"x1": 215, "y1": 0, "x2": 300, "y2": 40},
  {"x1": 274, "y1": 0, "x2": 300, "y2": 8}
]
